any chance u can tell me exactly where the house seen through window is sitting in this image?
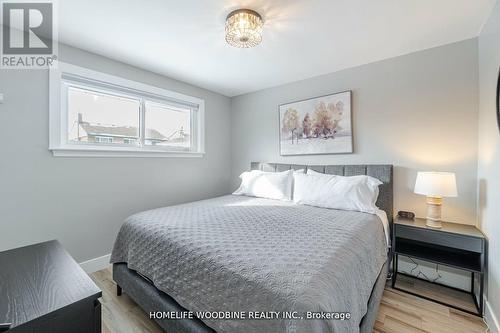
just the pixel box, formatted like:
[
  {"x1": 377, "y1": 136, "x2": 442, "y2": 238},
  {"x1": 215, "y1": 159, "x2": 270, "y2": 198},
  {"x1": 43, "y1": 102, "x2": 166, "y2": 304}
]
[{"x1": 67, "y1": 86, "x2": 192, "y2": 150}]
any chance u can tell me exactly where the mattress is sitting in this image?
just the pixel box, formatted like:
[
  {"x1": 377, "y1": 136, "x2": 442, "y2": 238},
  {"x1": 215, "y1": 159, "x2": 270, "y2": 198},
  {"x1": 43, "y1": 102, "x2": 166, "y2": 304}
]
[{"x1": 110, "y1": 195, "x2": 387, "y2": 333}]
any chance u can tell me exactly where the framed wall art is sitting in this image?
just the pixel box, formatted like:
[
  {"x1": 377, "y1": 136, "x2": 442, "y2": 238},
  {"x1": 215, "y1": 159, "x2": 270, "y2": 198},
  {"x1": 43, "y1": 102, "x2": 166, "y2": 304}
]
[{"x1": 279, "y1": 90, "x2": 352, "y2": 155}]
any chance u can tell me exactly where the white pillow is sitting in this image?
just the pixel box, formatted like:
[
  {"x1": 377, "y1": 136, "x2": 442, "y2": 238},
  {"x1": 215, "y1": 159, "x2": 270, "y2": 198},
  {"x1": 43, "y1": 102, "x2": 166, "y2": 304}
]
[
  {"x1": 306, "y1": 169, "x2": 325, "y2": 176},
  {"x1": 233, "y1": 169, "x2": 293, "y2": 201},
  {"x1": 293, "y1": 172, "x2": 383, "y2": 213}
]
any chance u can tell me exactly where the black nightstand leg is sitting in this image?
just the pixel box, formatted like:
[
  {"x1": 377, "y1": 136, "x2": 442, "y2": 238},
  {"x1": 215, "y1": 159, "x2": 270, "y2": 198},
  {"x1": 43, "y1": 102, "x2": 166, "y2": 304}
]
[
  {"x1": 479, "y1": 273, "x2": 484, "y2": 315},
  {"x1": 392, "y1": 253, "x2": 398, "y2": 288},
  {"x1": 117, "y1": 285, "x2": 122, "y2": 296},
  {"x1": 470, "y1": 271, "x2": 474, "y2": 293}
]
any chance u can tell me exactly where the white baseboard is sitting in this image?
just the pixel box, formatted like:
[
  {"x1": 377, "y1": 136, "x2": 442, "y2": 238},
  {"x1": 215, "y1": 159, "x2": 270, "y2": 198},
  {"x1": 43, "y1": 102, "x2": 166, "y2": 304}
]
[
  {"x1": 79, "y1": 253, "x2": 111, "y2": 274},
  {"x1": 486, "y1": 298, "x2": 500, "y2": 333}
]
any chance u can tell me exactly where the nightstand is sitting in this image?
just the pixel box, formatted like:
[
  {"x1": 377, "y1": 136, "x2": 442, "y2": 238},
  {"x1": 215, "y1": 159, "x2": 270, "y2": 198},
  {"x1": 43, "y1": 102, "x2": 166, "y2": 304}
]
[
  {"x1": 0, "y1": 241, "x2": 102, "y2": 332},
  {"x1": 391, "y1": 217, "x2": 486, "y2": 316}
]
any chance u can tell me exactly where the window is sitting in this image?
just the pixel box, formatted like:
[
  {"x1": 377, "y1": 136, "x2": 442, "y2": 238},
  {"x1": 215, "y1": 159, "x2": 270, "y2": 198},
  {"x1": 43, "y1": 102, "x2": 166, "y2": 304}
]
[
  {"x1": 94, "y1": 136, "x2": 114, "y2": 143},
  {"x1": 67, "y1": 87, "x2": 140, "y2": 146},
  {"x1": 144, "y1": 100, "x2": 192, "y2": 149},
  {"x1": 123, "y1": 138, "x2": 136, "y2": 145},
  {"x1": 49, "y1": 62, "x2": 205, "y2": 157}
]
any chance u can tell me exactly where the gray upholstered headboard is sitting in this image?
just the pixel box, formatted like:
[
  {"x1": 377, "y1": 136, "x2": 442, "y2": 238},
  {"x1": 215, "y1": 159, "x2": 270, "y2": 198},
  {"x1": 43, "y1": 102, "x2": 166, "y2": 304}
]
[{"x1": 250, "y1": 162, "x2": 394, "y2": 224}]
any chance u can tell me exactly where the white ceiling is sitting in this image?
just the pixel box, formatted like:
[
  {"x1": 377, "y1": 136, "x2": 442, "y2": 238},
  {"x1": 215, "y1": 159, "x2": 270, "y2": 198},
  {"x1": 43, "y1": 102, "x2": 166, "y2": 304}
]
[{"x1": 59, "y1": 0, "x2": 496, "y2": 97}]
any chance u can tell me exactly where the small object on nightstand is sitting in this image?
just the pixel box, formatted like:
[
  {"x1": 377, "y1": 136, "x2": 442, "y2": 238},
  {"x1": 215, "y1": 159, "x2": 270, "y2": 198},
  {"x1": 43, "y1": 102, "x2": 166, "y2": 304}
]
[
  {"x1": 391, "y1": 216, "x2": 486, "y2": 316},
  {"x1": 414, "y1": 171, "x2": 457, "y2": 228},
  {"x1": 397, "y1": 211, "x2": 415, "y2": 219}
]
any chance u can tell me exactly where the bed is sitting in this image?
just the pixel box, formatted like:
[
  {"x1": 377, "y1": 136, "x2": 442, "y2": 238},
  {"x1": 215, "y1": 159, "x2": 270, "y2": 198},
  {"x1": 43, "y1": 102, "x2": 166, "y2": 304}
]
[{"x1": 111, "y1": 163, "x2": 393, "y2": 333}]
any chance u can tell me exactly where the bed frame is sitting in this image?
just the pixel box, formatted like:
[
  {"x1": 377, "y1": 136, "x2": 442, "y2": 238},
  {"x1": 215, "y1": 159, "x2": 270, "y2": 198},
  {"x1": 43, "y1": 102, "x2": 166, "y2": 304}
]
[{"x1": 113, "y1": 163, "x2": 394, "y2": 333}]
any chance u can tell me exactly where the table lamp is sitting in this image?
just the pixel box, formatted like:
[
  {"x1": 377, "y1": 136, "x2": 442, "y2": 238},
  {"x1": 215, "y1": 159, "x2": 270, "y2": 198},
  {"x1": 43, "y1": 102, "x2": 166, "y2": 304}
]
[{"x1": 414, "y1": 172, "x2": 458, "y2": 228}]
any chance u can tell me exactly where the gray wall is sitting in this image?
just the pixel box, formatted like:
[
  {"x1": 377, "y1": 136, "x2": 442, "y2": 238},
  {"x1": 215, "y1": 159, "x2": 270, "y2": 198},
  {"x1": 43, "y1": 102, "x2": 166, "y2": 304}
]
[
  {"x1": 478, "y1": 1, "x2": 500, "y2": 325},
  {"x1": 231, "y1": 39, "x2": 479, "y2": 225},
  {"x1": 0, "y1": 44, "x2": 232, "y2": 262}
]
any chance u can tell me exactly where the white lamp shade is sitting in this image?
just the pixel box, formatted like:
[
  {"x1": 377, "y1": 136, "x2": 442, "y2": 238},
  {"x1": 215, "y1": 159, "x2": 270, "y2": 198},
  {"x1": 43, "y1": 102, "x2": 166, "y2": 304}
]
[{"x1": 414, "y1": 172, "x2": 458, "y2": 197}]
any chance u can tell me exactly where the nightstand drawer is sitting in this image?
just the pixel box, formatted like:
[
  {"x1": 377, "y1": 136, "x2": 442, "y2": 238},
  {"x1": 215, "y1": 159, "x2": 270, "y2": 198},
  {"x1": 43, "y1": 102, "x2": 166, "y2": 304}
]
[{"x1": 395, "y1": 224, "x2": 483, "y2": 252}]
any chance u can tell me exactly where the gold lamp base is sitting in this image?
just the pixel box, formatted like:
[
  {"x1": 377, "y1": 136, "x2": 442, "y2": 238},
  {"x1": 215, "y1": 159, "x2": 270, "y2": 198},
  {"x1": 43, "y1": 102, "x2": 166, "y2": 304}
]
[{"x1": 425, "y1": 196, "x2": 443, "y2": 229}]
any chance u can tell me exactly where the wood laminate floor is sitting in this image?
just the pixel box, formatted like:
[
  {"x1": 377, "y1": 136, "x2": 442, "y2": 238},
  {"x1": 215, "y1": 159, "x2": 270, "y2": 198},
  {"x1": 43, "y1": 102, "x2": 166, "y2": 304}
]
[{"x1": 90, "y1": 267, "x2": 488, "y2": 333}]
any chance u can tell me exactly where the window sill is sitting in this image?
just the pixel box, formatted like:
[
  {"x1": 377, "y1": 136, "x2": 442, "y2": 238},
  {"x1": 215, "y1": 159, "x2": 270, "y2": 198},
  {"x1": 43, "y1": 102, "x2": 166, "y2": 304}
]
[{"x1": 50, "y1": 146, "x2": 205, "y2": 158}]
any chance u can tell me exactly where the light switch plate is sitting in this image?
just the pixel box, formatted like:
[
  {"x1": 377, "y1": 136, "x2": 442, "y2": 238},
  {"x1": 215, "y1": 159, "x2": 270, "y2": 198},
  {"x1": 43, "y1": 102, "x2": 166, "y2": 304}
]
[{"x1": 0, "y1": 93, "x2": 3, "y2": 103}]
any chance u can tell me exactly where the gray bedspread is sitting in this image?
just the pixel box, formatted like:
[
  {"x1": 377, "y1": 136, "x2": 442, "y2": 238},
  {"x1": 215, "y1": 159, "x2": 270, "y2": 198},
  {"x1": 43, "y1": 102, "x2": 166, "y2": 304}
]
[{"x1": 110, "y1": 195, "x2": 387, "y2": 333}]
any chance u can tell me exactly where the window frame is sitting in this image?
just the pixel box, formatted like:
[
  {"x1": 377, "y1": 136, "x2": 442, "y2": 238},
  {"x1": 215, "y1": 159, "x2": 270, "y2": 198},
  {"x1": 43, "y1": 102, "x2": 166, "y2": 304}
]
[{"x1": 49, "y1": 62, "x2": 205, "y2": 157}]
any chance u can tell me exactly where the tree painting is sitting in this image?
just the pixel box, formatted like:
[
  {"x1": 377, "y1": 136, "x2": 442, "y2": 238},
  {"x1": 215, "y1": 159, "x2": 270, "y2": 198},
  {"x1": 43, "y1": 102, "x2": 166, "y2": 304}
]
[
  {"x1": 279, "y1": 91, "x2": 352, "y2": 155},
  {"x1": 281, "y1": 107, "x2": 300, "y2": 143},
  {"x1": 302, "y1": 112, "x2": 312, "y2": 138},
  {"x1": 312, "y1": 102, "x2": 333, "y2": 138},
  {"x1": 311, "y1": 101, "x2": 344, "y2": 139}
]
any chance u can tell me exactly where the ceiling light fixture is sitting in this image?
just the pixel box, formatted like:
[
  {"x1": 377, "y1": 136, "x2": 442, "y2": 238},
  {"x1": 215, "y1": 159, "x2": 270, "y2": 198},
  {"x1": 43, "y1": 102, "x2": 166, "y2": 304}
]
[{"x1": 225, "y1": 9, "x2": 263, "y2": 48}]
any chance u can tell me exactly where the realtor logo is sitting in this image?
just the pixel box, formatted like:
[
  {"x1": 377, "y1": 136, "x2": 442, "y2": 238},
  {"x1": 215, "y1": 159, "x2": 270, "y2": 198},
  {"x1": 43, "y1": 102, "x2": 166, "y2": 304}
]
[{"x1": 1, "y1": 1, "x2": 57, "y2": 69}]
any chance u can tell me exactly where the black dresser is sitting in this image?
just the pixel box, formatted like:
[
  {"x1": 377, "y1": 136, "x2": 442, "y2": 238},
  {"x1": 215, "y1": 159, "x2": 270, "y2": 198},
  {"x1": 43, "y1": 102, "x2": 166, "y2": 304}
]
[{"x1": 0, "y1": 240, "x2": 102, "y2": 332}]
